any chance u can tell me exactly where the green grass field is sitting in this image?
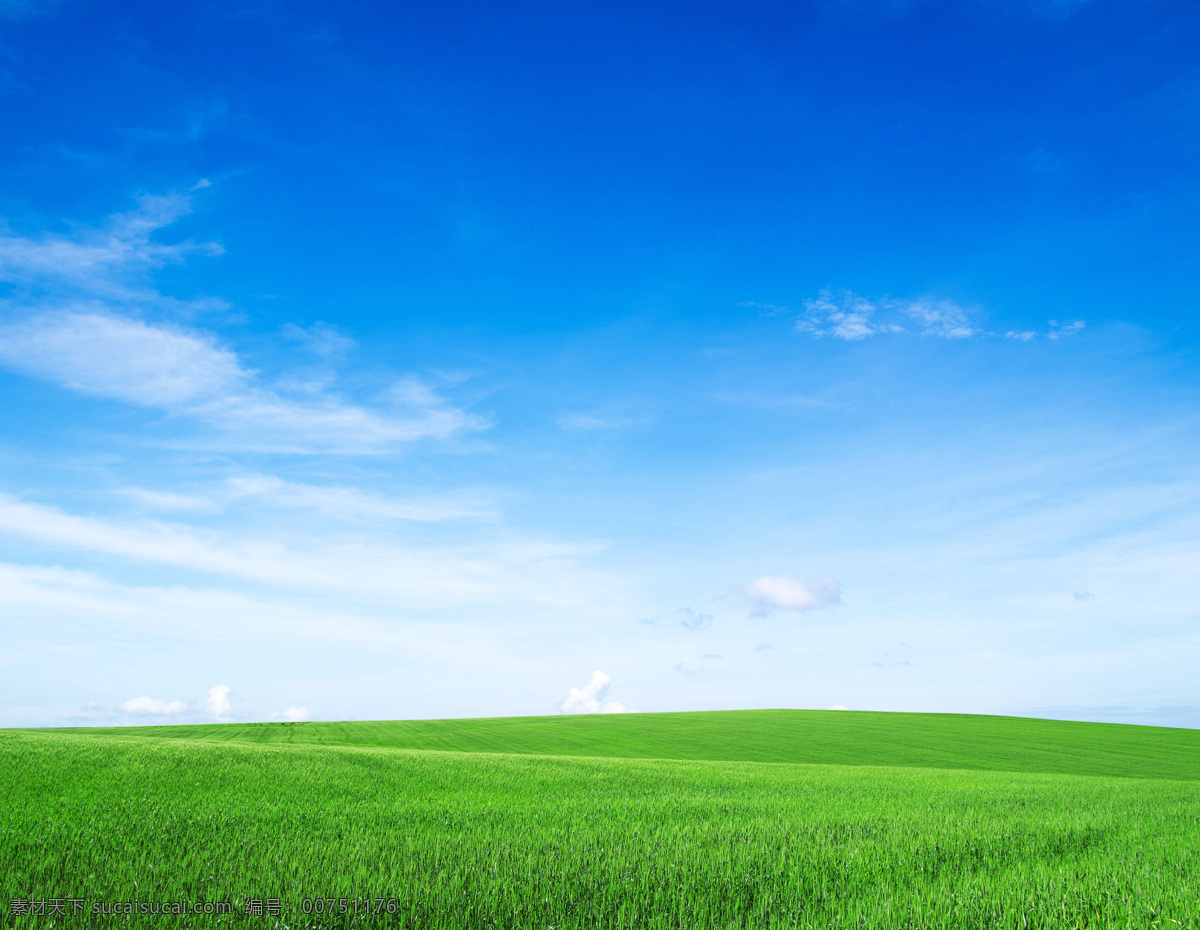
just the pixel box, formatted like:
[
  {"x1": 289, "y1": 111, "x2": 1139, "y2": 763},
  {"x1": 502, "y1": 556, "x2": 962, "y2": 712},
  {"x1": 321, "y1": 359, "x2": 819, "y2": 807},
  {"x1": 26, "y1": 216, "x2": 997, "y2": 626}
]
[
  {"x1": 3, "y1": 710, "x2": 1198, "y2": 928},
  {"x1": 59, "y1": 709, "x2": 1200, "y2": 780}
]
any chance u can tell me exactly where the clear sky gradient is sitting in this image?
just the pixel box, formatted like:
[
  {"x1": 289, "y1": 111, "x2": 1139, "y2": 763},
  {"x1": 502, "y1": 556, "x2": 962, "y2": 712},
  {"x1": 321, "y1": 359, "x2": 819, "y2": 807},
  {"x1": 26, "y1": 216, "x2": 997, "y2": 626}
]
[{"x1": 1, "y1": 0, "x2": 1198, "y2": 728}]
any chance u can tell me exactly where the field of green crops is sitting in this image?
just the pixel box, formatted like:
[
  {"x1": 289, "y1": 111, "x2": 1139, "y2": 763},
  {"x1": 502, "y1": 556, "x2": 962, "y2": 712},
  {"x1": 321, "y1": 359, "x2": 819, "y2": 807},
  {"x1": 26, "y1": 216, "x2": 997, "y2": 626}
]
[{"x1": 3, "y1": 711, "x2": 1199, "y2": 928}]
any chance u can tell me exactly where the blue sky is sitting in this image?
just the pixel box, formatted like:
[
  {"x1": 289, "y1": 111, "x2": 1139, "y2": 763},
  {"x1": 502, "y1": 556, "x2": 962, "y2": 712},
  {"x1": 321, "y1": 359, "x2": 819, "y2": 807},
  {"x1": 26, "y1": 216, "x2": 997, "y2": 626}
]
[{"x1": 1, "y1": 0, "x2": 1198, "y2": 728}]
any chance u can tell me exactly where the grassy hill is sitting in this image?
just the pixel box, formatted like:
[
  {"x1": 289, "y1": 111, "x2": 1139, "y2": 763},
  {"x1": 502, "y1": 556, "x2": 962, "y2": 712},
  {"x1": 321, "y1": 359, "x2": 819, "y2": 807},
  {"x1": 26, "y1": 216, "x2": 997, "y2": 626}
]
[
  {"x1": 55, "y1": 708, "x2": 1200, "y2": 780},
  {"x1": 3, "y1": 726, "x2": 1199, "y2": 929}
]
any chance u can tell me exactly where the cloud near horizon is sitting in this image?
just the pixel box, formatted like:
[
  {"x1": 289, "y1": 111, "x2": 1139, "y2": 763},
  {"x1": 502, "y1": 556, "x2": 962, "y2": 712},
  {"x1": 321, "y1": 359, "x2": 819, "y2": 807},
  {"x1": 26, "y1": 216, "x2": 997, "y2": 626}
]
[
  {"x1": 561, "y1": 670, "x2": 627, "y2": 714},
  {"x1": 118, "y1": 681, "x2": 230, "y2": 719},
  {"x1": 205, "y1": 684, "x2": 231, "y2": 718},
  {"x1": 121, "y1": 695, "x2": 187, "y2": 716}
]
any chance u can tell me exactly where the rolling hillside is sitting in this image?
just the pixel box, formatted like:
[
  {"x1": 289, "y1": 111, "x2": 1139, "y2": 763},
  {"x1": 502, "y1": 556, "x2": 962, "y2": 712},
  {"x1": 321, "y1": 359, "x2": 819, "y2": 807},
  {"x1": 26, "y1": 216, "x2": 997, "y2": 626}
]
[
  {"x1": 55, "y1": 708, "x2": 1200, "y2": 780},
  {"x1": 7, "y1": 712, "x2": 1200, "y2": 927}
]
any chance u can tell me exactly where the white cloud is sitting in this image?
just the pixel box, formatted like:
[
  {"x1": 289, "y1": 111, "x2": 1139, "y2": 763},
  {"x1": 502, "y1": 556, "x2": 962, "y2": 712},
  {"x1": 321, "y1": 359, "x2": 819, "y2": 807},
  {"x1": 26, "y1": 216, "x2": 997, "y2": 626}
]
[
  {"x1": 0, "y1": 190, "x2": 224, "y2": 313},
  {"x1": 279, "y1": 707, "x2": 309, "y2": 722},
  {"x1": 557, "y1": 412, "x2": 636, "y2": 431},
  {"x1": 731, "y1": 575, "x2": 841, "y2": 616},
  {"x1": 120, "y1": 488, "x2": 217, "y2": 512},
  {"x1": 121, "y1": 695, "x2": 186, "y2": 715},
  {"x1": 897, "y1": 297, "x2": 979, "y2": 339},
  {"x1": 0, "y1": 563, "x2": 583, "y2": 725},
  {"x1": 225, "y1": 474, "x2": 491, "y2": 522},
  {"x1": 117, "y1": 684, "x2": 229, "y2": 723},
  {"x1": 0, "y1": 494, "x2": 613, "y2": 610},
  {"x1": 205, "y1": 684, "x2": 231, "y2": 718},
  {"x1": 282, "y1": 322, "x2": 355, "y2": 359},
  {"x1": 121, "y1": 474, "x2": 492, "y2": 522},
  {"x1": 0, "y1": 560, "x2": 482, "y2": 654},
  {"x1": 1048, "y1": 319, "x2": 1085, "y2": 339},
  {"x1": 0, "y1": 194, "x2": 484, "y2": 453},
  {"x1": 0, "y1": 311, "x2": 244, "y2": 406},
  {"x1": 797, "y1": 289, "x2": 888, "y2": 340},
  {"x1": 217, "y1": 390, "x2": 481, "y2": 452},
  {"x1": 561, "y1": 670, "x2": 627, "y2": 714},
  {"x1": 795, "y1": 290, "x2": 1087, "y2": 344},
  {"x1": 387, "y1": 376, "x2": 444, "y2": 407},
  {"x1": 826, "y1": 704, "x2": 848, "y2": 711},
  {"x1": 795, "y1": 289, "x2": 980, "y2": 340},
  {"x1": 0, "y1": 311, "x2": 483, "y2": 452}
]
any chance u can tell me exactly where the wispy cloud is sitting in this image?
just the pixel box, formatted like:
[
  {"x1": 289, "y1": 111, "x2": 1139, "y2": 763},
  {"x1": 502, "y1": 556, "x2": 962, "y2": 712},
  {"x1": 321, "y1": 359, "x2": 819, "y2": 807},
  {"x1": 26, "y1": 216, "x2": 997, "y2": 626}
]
[
  {"x1": 561, "y1": 670, "x2": 627, "y2": 714},
  {"x1": 672, "y1": 654, "x2": 721, "y2": 676},
  {"x1": 556, "y1": 402, "x2": 647, "y2": 433},
  {"x1": 0, "y1": 561, "x2": 483, "y2": 653},
  {"x1": 0, "y1": 193, "x2": 485, "y2": 453},
  {"x1": 557, "y1": 412, "x2": 636, "y2": 431},
  {"x1": 282, "y1": 321, "x2": 356, "y2": 360},
  {"x1": 1048, "y1": 319, "x2": 1085, "y2": 339},
  {"x1": 1006, "y1": 320, "x2": 1085, "y2": 341},
  {"x1": 898, "y1": 297, "x2": 980, "y2": 339},
  {"x1": 0, "y1": 188, "x2": 226, "y2": 315},
  {"x1": 788, "y1": 289, "x2": 1088, "y2": 343},
  {"x1": 121, "y1": 695, "x2": 186, "y2": 716},
  {"x1": 0, "y1": 494, "x2": 611, "y2": 609},
  {"x1": 638, "y1": 606, "x2": 714, "y2": 631},
  {"x1": 728, "y1": 575, "x2": 841, "y2": 616},
  {"x1": 224, "y1": 474, "x2": 493, "y2": 522},
  {"x1": 0, "y1": 311, "x2": 243, "y2": 406},
  {"x1": 120, "y1": 474, "x2": 492, "y2": 522},
  {"x1": 796, "y1": 289, "x2": 980, "y2": 340},
  {"x1": 677, "y1": 607, "x2": 713, "y2": 631},
  {"x1": 796, "y1": 289, "x2": 897, "y2": 340},
  {"x1": 119, "y1": 487, "x2": 218, "y2": 512},
  {"x1": 0, "y1": 311, "x2": 484, "y2": 452}
]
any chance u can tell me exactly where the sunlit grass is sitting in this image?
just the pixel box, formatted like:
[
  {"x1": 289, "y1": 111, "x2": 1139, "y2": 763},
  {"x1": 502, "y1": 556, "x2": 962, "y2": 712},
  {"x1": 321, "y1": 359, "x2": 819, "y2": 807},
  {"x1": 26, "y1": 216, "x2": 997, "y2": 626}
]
[{"x1": 3, "y1": 722, "x2": 1199, "y2": 928}]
